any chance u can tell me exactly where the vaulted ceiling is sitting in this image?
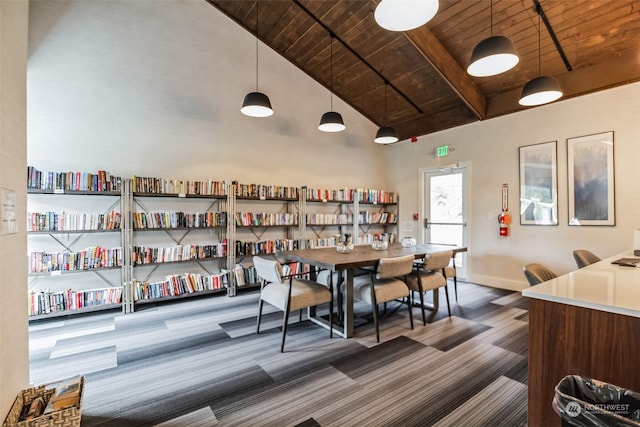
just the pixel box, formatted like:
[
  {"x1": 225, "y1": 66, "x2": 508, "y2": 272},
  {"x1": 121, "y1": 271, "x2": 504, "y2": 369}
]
[{"x1": 207, "y1": 0, "x2": 640, "y2": 140}]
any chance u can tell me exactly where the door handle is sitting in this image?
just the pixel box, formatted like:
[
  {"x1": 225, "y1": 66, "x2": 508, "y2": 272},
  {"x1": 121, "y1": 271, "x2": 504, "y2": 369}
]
[{"x1": 424, "y1": 219, "x2": 467, "y2": 228}]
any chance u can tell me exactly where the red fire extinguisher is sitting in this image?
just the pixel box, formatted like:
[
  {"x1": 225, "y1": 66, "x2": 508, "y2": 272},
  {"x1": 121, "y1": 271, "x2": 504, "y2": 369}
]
[{"x1": 498, "y1": 210, "x2": 511, "y2": 236}]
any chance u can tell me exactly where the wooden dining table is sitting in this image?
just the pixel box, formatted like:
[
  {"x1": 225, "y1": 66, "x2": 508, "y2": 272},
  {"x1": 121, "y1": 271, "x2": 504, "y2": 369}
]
[{"x1": 279, "y1": 242, "x2": 467, "y2": 338}]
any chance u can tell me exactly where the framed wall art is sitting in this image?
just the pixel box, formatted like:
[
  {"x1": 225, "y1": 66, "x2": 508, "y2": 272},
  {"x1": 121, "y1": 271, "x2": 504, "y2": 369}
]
[
  {"x1": 567, "y1": 131, "x2": 615, "y2": 226},
  {"x1": 519, "y1": 141, "x2": 558, "y2": 225}
]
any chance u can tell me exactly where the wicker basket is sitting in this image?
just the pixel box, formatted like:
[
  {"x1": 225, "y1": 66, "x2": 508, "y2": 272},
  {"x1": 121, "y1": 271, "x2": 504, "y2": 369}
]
[{"x1": 3, "y1": 377, "x2": 84, "y2": 427}]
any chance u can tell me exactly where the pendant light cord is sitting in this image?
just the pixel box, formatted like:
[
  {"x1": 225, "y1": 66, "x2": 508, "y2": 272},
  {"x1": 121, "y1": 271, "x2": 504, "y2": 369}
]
[
  {"x1": 329, "y1": 34, "x2": 334, "y2": 110},
  {"x1": 537, "y1": 13, "x2": 541, "y2": 76},
  {"x1": 490, "y1": 0, "x2": 493, "y2": 37},
  {"x1": 255, "y1": 0, "x2": 259, "y2": 90},
  {"x1": 383, "y1": 83, "x2": 388, "y2": 124}
]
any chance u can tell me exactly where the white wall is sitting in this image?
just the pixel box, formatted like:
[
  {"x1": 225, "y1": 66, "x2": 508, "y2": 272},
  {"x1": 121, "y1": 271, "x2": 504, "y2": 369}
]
[
  {"x1": 386, "y1": 82, "x2": 640, "y2": 290},
  {"x1": 0, "y1": 0, "x2": 29, "y2": 417},
  {"x1": 27, "y1": 0, "x2": 388, "y2": 189}
]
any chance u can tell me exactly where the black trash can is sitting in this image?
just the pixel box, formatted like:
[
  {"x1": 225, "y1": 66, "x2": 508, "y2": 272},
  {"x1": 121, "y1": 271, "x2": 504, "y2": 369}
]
[{"x1": 553, "y1": 375, "x2": 640, "y2": 426}]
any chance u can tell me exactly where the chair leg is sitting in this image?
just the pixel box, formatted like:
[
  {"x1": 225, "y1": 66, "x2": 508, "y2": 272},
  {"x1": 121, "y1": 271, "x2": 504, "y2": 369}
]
[
  {"x1": 453, "y1": 275, "x2": 458, "y2": 302},
  {"x1": 257, "y1": 299, "x2": 264, "y2": 334},
  {"x1": 299, "y1": 309, "x2": 302, "y2": 323},
  {"x1": 281, "y1": 305, "x2": 291, "y2": 353},
  {"x1": 419, "y1": 289, "x2": 426, "y2": 326},
  {"x1": 408, "y1": 292, "x2": 414, "y2": 330},
  {"x1": 444, "y1": 285, "x2": 451, "y2": 317}
]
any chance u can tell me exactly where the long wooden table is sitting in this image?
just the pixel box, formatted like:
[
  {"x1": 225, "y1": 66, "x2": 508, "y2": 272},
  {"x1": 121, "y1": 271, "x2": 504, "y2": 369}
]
[{"x1": 279, "y1": 243, "x2": 467, "y2": 338}]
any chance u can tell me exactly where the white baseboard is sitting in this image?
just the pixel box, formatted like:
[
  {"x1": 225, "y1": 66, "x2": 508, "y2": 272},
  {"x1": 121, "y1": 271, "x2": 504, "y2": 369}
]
[{"x1": 463, "y1": 273, "x2": 529, "y2": 292}]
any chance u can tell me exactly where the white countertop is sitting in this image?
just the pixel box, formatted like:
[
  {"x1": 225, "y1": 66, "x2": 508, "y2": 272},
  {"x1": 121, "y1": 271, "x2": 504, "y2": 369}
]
[{"x1": 521, "y1": 250, "x2": 640, "y2": 318}]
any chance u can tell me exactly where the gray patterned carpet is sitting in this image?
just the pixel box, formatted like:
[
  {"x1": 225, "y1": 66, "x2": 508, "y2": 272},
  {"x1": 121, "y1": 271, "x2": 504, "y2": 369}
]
[{"x1": 29, "y1": 282, "x2": 529, "y2": 426}]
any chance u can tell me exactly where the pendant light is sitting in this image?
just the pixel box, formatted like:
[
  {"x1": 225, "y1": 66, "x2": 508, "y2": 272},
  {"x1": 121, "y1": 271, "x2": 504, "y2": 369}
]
[
  {"x1": 374, "y1": 0, "x2": 439, "y2": 32},
  {"x1": 318, "y1": 34, "x2": 345, "y2": 132},
  {"x1": 374, "y1": 84, "x2": 398, "y2": 144},
  {"x1": 519, "y1": 12, "x2": 563, "y2": 106},
  {"x1": 467, "y1": 0, "x2": 519, "y2": 77},
  {"x1": 241, "y1": 0, "x2": 273, "y2": 118}
]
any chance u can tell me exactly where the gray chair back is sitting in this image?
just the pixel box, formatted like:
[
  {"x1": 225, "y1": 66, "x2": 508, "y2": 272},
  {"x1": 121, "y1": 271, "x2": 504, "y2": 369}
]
[
  {"x1": 523, "y1": 263, "x2": 557, "y2": 286},
  {"x1": 573, "y1": 250, "x2": 601, "y2": 269}
]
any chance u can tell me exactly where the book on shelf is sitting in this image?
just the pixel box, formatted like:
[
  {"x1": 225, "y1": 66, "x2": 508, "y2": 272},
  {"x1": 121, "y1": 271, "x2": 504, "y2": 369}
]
[
  {"x1": 29, "y1": 246, "x2": 123, "y2": 273},
  {"x1": 27, "y1": 210, "x2": 122, "y2": 232},
  {"x1": 131, "y1": 242, "x2": 226, "y2": 265},
  {"x1": 234, "y1": 239, "x2": 302, "y2": 257},
  {"x1": 131, "y1": 175, "x2": 227, "y2": 196},
  {"x1": 27, "y1": 166, "x2": 121, "y2": 192},
  {"x1": 132, "y1": 272, "x2": 229, "y2": 300},
  {"x1": 29, "y1": 287, "x2": 123, "y2": 316},
  {"x1": 235, "y1": 183, "x2": 299, "y2": 199}
]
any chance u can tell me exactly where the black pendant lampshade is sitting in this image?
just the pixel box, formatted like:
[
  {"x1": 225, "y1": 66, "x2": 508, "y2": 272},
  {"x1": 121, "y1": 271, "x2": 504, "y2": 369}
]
[
  {"x1": 318, "y1": 111, "x2": 346, "y2": 132},
  {"x1": 319, "y1": 34, "x2": 345, "y2": 133},
  {"x1": 241, "y1": 92, "x2": 273, "y2": 117},
  {"x1": 467, "y1": 35, "x2": 519, "y2": 77},
  {"x1": 241, "y1": 0, "x2": 273, "y2": 118},
  {"x1": 519, "y1": 76, "x2": 563, "y2": 106},
  {"x1": 374, "y1": 126, "x2": 399, "y2": 144},
  {"x1": 467, "y1": 0, "x2": 519, "y2": 77},
  {"x1": 518, "y1": 10, "x2": 563, "y2": 107}
]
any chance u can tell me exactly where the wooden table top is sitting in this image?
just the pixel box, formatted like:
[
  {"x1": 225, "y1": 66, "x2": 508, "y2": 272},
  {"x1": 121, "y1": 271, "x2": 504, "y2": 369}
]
[{"x1": 279, "y1": 243, "x2": 466, "y2": 271}]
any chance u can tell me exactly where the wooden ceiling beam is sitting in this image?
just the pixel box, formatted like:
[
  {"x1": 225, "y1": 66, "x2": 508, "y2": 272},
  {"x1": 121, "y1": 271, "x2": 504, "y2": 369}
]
[
  {"x1": 486, "y1": 48, "x2": 640, "y2": 118},
  {"x1": 403, "y1": 26, "x2": 487, "y2": 120}
]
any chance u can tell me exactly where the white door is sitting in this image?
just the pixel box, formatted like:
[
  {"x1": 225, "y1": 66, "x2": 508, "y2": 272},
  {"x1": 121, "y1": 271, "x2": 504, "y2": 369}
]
[{"x1": 419, "y1": 163, "x2": 469, "y2": 278}]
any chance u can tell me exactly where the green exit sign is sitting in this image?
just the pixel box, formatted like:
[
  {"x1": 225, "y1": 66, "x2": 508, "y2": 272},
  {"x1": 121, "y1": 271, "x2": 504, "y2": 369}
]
[{"x1": 436, "y1": 145, "x2": 449, "y2": 157}]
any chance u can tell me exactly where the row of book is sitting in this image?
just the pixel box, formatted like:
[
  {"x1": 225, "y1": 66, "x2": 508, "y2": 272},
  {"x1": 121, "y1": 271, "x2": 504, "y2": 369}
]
[
  {"x1": 27, "y1": 167, "x2": 122, "y2": 192},
  {"x1": 355, "y1": 188, "x2": 396, "y2": 204},
  {"x1": 233, "y1": 264, "x2": 257, "y2": 287},
  {"x1": 29, "y1": 287, "x2": 123, "y2": 315},
  {"x1": 131, "y1": 242, "x2": 227, "y2": 265},
  {"x1": 234, "y1": 261, "x2": 308, "y2": 287},
  {"x1": 27, "y1": 167, "x2": 396, "y2": 204},
  {"x1": 359, "y1": 212, "x2": 397, "y2": 224},
  {"x1": 132, "y1": 272, "x2": 229, "y2": 301},
  {"x1": 306, "y1": 213, "x2": 353, "y2": 225},
  {"x1": 305, "y1": 188, "x2": 355, "y2": 202},
  {"x1": 27, "y1": 211, "x2": 122, "y2": 232},
  {"x1": 235, "y1": 212, "x2": 298, "y2": 227},
  {"x1": 131, "y1": 176, "x2": 227, "y2": 196},
  {"x1": 235, "y1": 239, "x2": 302, "y2": 256},
  {"x1": 132, "y1": 211, "x2": 226, "y2": 229},
  {"x1": 357, "y1": 233, "x2": 396, "y2": 244},
  {"x1": 29, "y1": 246, "x2": 123, "y2": 273},
  {"x1": 235, "y1": 183, "x2": 299, "y2": 200}
]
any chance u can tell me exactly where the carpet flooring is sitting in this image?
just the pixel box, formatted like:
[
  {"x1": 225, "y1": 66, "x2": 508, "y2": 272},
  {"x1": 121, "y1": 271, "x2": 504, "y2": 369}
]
[{"x1": 29, "y1": 281, "x2": 529, "y2": 426}]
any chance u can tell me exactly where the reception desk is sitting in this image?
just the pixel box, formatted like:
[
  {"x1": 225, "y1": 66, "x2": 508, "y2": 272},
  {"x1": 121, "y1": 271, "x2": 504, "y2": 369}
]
[{"x1": 522, "y1": 251, "x2": 640, "y2": 426}]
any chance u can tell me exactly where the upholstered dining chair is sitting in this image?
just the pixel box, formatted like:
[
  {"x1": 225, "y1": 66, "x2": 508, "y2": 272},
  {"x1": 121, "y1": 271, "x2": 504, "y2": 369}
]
[
  {"x1": 523, "y1": 263, "x2": 557, "y2": 286},
  {"x1": 350, "y1": 254, "x2": 415, "y2": 343},
  {"x1": 573, "y1": 249, "x2": 601, "y2": 269},
  {"x1": 406, "y1": 250, "x2": 453, "y2": 325},
  {"x1": 254, "y1": 256, "x2": 333, "y2": 352}
]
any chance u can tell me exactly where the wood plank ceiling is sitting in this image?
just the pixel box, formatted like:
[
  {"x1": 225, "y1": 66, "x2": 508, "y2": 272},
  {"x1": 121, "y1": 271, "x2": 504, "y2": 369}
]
[{"x1": 207, "y1": 0, "x2": 640, "y2": 141}]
